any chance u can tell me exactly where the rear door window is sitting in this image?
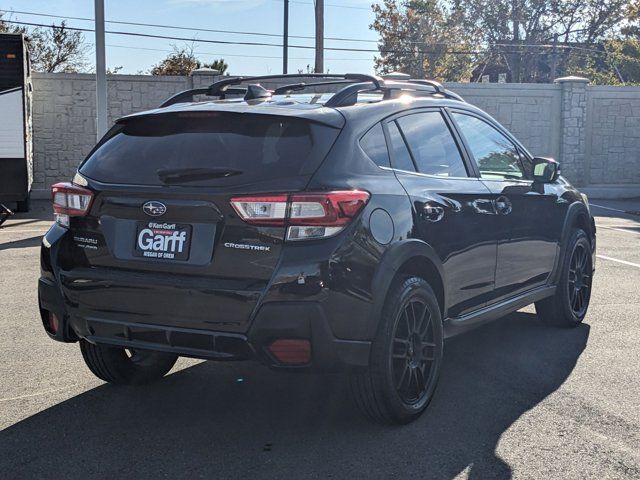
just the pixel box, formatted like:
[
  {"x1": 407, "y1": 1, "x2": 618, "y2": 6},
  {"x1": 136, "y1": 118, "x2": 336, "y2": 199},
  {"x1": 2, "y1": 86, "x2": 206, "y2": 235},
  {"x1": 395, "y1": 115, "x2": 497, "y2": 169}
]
[
  {"x1": 79, "y1": 113, "x2": 339, "y2": 186},
  {"x1": 396, "y1": 112, "x2": 468, "y2": 177}
]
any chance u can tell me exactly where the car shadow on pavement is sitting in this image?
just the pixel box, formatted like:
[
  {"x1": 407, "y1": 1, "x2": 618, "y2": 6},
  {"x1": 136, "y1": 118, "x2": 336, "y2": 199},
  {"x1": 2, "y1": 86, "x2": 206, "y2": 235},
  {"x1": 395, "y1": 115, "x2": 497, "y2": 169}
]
[
  {"x1": 0, "y1": 235, "x2": 42, "y2": 251},
  {"x1": 0, "y1": 312, "x2": 589, "y2": 480}
]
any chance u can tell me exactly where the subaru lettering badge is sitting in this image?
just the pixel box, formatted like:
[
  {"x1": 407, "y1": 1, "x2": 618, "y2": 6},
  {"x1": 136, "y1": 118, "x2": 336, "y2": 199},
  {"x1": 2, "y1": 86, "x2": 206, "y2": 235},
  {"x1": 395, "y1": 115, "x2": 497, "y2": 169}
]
[{"x1": 143, "y1": 201, "x2": 167, "y2": 217}]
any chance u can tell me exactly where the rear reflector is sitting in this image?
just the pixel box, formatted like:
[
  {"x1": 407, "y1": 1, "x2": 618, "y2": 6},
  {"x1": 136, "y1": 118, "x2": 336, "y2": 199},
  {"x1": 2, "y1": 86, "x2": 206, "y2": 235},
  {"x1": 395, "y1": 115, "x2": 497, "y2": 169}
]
[
  {"x1": 51, "y1": 182, "x2": 94, "y2": 226},
  {"x1": 230, "y1": 190, "x2": 370, "y2": 240},
  {"x1": 47, "y1": 312, "x2": 60, "y2": 334},
  {"x1": 268, "y1": 339, "x2": 311, "y2": 365}
]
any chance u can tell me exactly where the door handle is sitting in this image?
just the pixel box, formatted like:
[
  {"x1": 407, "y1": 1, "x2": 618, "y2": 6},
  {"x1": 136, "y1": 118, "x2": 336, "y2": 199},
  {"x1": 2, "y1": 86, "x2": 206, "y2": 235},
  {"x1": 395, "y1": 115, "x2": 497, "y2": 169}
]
[
  {"x1": 495, "y1": 196, "x2": 512, "y2": 215},
  {"x1": 421, "y1": 204, "x2": 445, "y2": 222},
  {"x1": 472, "y1": 199, "x2": 495, "y2": 215}
]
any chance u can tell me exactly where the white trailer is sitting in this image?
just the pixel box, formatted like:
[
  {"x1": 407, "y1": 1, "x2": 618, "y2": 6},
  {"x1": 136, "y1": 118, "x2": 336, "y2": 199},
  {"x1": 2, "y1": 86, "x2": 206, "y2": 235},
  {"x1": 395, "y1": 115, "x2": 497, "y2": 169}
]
[{"x1": 0, "y1": 33, "x2": 32, "y2": 212}]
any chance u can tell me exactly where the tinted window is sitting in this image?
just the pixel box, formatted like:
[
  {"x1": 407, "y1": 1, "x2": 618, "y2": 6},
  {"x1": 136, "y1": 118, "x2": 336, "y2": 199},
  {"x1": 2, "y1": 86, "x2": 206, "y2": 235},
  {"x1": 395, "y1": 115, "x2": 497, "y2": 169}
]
[
  {"x1": 360, "y1": 123, "x2": 390, "y2": 167},
  {"x1": 452, "y1": 113, "x2": 525, "y2": 180},
  {"x1": 396, "y1": 112, "x2": 467, "y2": 177},
  {"x1": 80, "y1": 113, "x2": 339, "y2": 186},
  {"x1": 387, "y1": 121, "x2": 415, "y2": 172}
]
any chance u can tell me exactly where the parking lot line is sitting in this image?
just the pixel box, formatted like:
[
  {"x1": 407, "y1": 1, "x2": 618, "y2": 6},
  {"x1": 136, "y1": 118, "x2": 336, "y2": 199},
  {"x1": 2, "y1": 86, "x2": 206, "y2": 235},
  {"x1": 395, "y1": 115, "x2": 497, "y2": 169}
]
[
  {"x1": 597, "y1": 254, "x2": 640, "y2": 269},
  {"x1": 590, "y1": 203, "x2": 628, "y2": 213},
  {"x1": 598, "y1": 225, "x2": 640, "y2": 235}
]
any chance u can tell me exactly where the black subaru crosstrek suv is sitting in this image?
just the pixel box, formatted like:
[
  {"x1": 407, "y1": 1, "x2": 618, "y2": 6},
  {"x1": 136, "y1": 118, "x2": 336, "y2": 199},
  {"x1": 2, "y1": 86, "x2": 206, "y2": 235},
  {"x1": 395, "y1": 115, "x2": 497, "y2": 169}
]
[{"x1": 38, "y1": 73, "x2": 596, "y2": 424}]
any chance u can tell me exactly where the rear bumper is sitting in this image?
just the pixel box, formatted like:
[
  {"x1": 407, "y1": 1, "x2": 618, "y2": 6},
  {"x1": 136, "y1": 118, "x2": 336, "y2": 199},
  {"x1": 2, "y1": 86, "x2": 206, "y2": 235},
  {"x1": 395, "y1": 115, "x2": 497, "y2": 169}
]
[{"x1": 37, "y1": 276, "x2": 370, "y2": 370}]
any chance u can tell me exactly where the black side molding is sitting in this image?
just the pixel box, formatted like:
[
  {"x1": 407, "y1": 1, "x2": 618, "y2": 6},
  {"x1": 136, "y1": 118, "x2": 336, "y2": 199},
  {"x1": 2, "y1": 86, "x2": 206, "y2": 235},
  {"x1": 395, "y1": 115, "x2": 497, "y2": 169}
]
[{"x1": 443, "y1": 285, "x2": 557, "y2": 338}]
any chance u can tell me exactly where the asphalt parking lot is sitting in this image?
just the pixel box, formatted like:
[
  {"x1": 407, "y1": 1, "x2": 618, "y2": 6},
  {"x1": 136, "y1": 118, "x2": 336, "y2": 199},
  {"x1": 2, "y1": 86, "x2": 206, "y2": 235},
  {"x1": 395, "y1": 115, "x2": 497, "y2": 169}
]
[{"x1": 0, "y1": 199, "x2": 638, "y2": 479}]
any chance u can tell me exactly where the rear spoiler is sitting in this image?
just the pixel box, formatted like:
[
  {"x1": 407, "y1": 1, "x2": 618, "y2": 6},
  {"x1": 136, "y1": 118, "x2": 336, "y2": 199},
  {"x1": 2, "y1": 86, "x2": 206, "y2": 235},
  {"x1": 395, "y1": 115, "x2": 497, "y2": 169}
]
[{"x1": 118, "y1": 103, "x2": 346, "y2": 130}]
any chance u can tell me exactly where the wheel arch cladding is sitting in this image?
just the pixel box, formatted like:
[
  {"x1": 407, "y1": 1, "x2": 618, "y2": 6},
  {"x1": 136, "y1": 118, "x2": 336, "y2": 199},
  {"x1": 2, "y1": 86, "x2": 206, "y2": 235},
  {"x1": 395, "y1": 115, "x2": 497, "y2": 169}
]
[
  {"x1": 564, "y1": 202, "x2": 593, "y2": 244},
  {"x1": 550, "y1": 202, "x2": 594, "y2": 285},
  {"x1": 369, "y1": 239, "x2": 445, "y2": 338},
  {"x1": 574, "y1": 209, "x2": 593, "y2": 243}
]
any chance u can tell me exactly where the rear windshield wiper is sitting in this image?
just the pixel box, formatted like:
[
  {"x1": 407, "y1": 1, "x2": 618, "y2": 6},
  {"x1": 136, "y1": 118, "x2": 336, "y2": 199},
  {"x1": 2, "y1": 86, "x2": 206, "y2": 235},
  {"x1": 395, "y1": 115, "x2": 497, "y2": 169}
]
[{"x1": 157, "y1": 167, "x2": 242, "y2": 184}]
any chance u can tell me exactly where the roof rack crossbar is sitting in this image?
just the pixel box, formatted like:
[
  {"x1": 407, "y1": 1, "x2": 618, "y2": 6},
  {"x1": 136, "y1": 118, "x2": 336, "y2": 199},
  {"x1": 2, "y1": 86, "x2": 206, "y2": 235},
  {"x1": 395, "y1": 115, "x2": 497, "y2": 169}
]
[
  {"x1": 159, "y1": 87, "x2": 211, "y2": 108},
  {"x1": 159, "y1": 73, "x2": 463, "y2": 108},
  {"x1": 324, "y1": 78, "x2": 463, "y2": 107},
  {"x1": 159, "y1": 73, "x2": 383, "y2": 107},
  {"x1": 324, "y1": 82, "x2": 380, "y2": 108},
  {"x1": 273, "y1": 79, "x2": 356, "y2": 95}
]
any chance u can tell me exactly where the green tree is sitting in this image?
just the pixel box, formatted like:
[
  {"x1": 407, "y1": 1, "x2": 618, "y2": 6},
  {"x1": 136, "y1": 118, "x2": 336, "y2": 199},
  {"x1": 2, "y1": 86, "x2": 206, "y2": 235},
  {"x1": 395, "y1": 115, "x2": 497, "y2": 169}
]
[
  {"x1": 202, "y1": 58, "x2": 228, "y2": 75},
  {"x1": 371, "y1": 0, "x2": 478, "y2": 81},
  {"x1": 456, "y1": 0, "x2": 629, "y2": 82},
  {"x1": 151, "y1": 45, "x2": 230, "y2": 76},
  {"x1": 566, "y1": 39, "x2": 640, "y2": 85},
  {"x1": 151, "y1": 46, "x2": 200, "y2": 76},
  {"x1": 372, "y1": 0, "x2": 633, "y2": 83}
]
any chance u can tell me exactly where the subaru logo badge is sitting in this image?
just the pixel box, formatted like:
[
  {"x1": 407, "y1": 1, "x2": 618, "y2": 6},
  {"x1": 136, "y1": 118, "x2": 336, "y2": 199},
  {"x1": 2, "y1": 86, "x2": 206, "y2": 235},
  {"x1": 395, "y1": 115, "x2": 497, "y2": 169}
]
[{"x1": 143, "y1": 201, "x2": 167, "y2": 217}]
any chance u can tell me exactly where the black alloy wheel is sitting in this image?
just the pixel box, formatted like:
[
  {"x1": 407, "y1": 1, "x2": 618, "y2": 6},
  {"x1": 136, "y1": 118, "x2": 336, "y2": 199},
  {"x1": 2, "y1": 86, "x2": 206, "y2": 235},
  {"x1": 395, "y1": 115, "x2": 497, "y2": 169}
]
[
  {"x1": 350, "y1": 276, "x2": 443, "y2": 424},
  {"x1": 391, "y1": 298, "x2": 437, "y2": 405},
  {"x1": 535, "y1": 228, "x2": 593, "y2": 328},
  {"x1": 568, "y1": 242, "x2": 591, "y2": 318}
]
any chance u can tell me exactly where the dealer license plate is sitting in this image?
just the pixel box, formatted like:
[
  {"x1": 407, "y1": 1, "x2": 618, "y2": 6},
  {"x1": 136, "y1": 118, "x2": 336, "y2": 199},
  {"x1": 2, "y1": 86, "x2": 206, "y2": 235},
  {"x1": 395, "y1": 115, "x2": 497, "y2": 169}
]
[{"x1": 133, "y1": 221, "x2": 192, "y2": 261}]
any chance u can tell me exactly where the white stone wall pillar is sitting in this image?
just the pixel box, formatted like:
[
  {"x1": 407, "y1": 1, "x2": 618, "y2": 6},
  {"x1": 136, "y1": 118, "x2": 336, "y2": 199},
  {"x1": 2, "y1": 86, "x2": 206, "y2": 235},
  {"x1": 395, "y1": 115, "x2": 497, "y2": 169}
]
[{"x1": 555, "y1": 76, "x2": 590, "y2": 186}]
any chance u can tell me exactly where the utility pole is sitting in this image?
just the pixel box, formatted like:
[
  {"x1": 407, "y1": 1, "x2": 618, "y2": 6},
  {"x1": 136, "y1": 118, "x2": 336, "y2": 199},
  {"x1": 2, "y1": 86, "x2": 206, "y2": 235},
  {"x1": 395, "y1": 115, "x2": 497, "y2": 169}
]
[
  {"x1": 283, "y1": 0, "x2": 289, "y2": 74},
  {"x1": 94, "y1": 0, "x2": 107, "y2": 139},
  {"x1": 314, "y1": 0, "x2": 324, "y2": 74},
  {"x1": 550, "y1": 34, "x2": 558, "y2": 82}
]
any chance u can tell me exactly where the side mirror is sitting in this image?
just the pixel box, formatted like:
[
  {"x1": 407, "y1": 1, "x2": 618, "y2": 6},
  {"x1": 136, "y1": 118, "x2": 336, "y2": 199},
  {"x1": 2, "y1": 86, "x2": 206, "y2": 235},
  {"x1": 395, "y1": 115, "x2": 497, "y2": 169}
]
[{"x1": 532, "y1": 157, "x2": 559, "y2": 183}]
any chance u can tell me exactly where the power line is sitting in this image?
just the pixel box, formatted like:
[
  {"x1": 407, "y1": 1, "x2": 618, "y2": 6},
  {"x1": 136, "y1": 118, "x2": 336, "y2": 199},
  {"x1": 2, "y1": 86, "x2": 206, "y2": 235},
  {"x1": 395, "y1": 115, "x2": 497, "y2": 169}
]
[
  {"x1": 0, "y1": 8, "x2": 379, "y2": 44},
  {"x1": 1, "y1": 19, "x2": 613, "y2": 59},
  {"x1": 2, "y1": 8, "x2": 616, "y2": 54},
  {"x1": 106, "y1": 43, "x2": 372, "y2": 61}
]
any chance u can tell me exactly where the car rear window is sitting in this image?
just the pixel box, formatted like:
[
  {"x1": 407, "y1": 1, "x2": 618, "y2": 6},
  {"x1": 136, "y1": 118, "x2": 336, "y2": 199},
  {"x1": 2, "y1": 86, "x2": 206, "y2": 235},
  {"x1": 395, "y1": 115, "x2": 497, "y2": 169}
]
[{"x1": 79, "y1": 112, "x2": 340, "y2": 186}]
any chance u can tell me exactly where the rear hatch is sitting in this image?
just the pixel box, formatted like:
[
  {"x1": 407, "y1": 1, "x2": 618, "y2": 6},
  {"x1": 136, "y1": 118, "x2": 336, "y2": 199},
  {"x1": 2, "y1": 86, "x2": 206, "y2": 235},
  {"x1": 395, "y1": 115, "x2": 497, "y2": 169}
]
[{"x1": 61, "y1": 110, "x2": 341, "y2": 333}]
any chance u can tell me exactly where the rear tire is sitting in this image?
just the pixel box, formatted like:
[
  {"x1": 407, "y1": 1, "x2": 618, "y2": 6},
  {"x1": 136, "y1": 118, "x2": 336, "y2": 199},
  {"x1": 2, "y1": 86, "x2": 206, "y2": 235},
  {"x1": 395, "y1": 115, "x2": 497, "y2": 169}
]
[
  {"x1": 80, "y1": 340, "x2": 178, "y2": 385},
  {"x1": 536, "y1": 229, "x2": 593, "y2": 328},
  {"x1": 349, "y1": 276, "x2": 444, "y2": 424}
]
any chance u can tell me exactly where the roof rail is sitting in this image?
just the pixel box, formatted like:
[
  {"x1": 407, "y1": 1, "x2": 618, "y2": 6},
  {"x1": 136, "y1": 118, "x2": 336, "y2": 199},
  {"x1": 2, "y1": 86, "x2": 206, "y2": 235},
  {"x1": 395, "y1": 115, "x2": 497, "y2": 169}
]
[
  {"x1": 325, "y1": 79, "x2": 463, "y2": 107},
  {"x1": 159, "y1": 73, "x2": 373, "y2": 107},
  {"x1": 388, "y1": 80, "x2": 465, "y2": 102},
  {"x1": 158, "y1": 73, "x2": 463, "y2": 108}
]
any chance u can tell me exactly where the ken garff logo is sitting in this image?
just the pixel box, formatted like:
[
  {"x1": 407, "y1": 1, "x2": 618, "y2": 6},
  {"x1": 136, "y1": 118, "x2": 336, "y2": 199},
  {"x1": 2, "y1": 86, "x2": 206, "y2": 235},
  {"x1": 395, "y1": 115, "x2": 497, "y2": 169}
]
[{"x1": 142, "y1": 201, "x2": 167, "y2": 217}]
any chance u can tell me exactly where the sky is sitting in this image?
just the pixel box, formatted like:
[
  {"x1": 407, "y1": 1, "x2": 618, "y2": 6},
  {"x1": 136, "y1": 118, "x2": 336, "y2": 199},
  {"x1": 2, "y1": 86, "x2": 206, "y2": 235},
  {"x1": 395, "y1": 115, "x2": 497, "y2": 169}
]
[{"x1": 0, "y1": 0, "x2": 382, "y2": 75}]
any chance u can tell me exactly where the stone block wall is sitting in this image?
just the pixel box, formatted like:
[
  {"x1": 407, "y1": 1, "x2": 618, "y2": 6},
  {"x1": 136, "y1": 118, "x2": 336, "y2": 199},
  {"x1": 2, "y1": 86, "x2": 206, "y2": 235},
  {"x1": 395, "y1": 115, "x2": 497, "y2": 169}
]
[
  {"x1": 31, "y1": 72, "x2": 218, "y2": 191},
  {"x1": 587, "y1": 86, "x2": 640, "y2": 186},
  {"x1": 27, "y1": 73, "x2": 640, "y2": 198}
]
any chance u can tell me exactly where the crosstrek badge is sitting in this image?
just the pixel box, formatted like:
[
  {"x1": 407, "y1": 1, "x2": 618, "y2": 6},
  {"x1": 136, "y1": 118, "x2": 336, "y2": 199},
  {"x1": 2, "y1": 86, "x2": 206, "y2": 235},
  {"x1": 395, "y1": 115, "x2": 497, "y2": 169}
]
[
  {"x1": 133, "y1": 221, "x2": 192, "y2": 261},
  {"x1": 224, "y1": 242, "x2": 271, "y2": 252}
]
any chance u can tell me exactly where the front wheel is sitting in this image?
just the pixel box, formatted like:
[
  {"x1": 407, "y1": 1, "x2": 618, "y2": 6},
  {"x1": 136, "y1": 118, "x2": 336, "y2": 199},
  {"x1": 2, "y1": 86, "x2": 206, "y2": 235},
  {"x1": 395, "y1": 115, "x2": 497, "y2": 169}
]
[
  {"x1": 350, "y1": 276, "x2": 444, "y2": 424},
  {"x1": 80, "y1": 340, "x2": 178, "y2": 385},
  {"x1": 536, "y1": 228, "x2": 593, "y2": 328}
]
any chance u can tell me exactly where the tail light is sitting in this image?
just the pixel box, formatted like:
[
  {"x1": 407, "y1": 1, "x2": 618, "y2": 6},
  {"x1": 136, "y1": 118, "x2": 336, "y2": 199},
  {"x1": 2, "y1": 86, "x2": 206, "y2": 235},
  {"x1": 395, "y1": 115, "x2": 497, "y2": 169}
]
[
  {"x1": 230, "y1": 190, "x2": 370, "y2": 241},
  {"x1": 229, "y1": 195, "x2": 288, "y2": 226},
  {"x1": 51, "y1": 182, "x2": 94, "y2": 227}
]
